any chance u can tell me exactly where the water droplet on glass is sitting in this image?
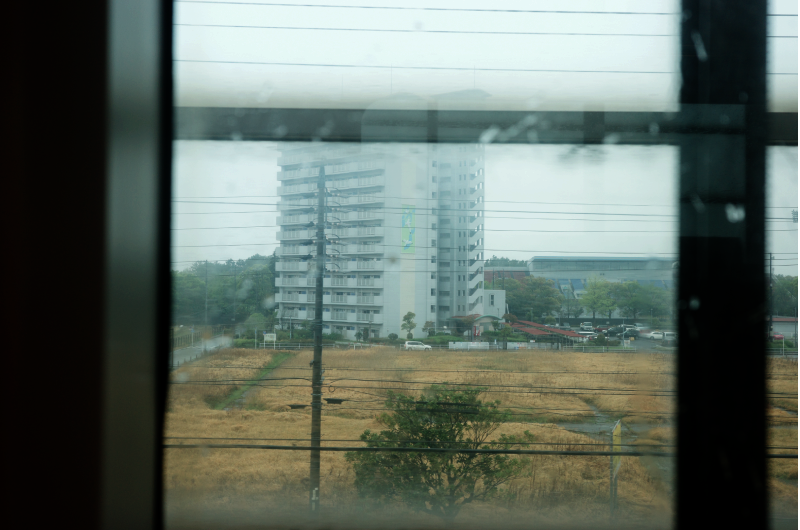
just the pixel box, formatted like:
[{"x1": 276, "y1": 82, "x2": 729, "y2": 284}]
[{"x1": 725, "y1": 203, "x2": 745, "y2": 223}]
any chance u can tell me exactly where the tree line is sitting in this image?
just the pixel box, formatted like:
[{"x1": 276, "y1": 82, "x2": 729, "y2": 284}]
[
  {"x1": 172, "y1": 253, "x2": 277, "y2": 326},
  {"x1": 486, "y1": 276, "x2": 674, "y2": 324}
]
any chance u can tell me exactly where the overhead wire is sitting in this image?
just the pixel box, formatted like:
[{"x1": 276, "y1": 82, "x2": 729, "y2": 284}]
[
  {"x1": 176, "y1": 58, "x2": 798, "y2": 76},
  {"x1": 175, "y1": 1, "x2": 798, "y2": 17}
]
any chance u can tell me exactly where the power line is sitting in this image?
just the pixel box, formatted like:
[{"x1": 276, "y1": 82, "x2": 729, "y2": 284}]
[
  {"x1": 175, "y1": 199, "x2": 681, "y2": 217},
  {"x1": 162, "y1": 442, "x2": 797, "y2": 458},
  {"x1": 177, "y1": 58, "x2": 676, "y2": 75},
  {"x1": 173, "y1": 194, "x2": 799, "y2": 210},
  {"x1": 175, "y1": 1, "x2": 798, "y2": 17},
  {"x1": 172, "y1": 195, "x2": 797, "y2": 209},
  {"x1": 176, "y1": 58, "x2": 798, "y2": 75},
  {"x1": 163, "y1": 435, "x2": 679, "y2": 447},
  {"x1": 175, "y1": 22, "x2": 681, "y2": 38}
]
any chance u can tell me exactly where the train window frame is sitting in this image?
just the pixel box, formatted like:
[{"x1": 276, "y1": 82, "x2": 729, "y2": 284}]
[{"x1": 94, "y1": 0, "x2": 797, "y2": 528}]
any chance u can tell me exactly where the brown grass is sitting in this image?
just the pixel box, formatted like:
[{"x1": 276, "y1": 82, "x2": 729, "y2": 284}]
[{"x1": 164, "y1": 347, "x2": 796, "y2": 527}]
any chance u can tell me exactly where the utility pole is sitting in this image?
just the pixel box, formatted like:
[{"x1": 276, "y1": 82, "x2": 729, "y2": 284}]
[
  {"x1": 232, "y1": 262, "x2": 237, "y2": 325},
  {"x1": 310, "y1": 164, "x2": 326, "y2": 514},
  {"x1": 204, "y1": 261, "x2": 209, "y2": 344},
  {"x1": 769, "y1": 253, "x2": 773, "y2": 339}
]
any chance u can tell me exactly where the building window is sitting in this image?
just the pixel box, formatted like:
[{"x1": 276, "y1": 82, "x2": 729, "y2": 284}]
[
  {"x1": 431, "y1": 305, "x2": 436, "y2": 313},
  {"x1": 431, "y1": 288, "x2": 436, "y2": 296}
]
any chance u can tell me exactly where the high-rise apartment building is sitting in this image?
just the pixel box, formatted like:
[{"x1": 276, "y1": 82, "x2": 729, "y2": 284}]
[{"x1": 275, "y1": 144, "x2": 484, "y2": 339}]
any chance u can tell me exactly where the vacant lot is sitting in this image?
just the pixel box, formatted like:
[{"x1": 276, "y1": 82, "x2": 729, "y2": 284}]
[{"x1": 164, "y1": 347, "x2": 796, "y2": 527}]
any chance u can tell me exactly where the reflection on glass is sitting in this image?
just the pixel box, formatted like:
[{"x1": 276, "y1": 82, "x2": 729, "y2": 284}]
[{"x1": 166, "y1": 141, "x2": 690, "y2": 528}]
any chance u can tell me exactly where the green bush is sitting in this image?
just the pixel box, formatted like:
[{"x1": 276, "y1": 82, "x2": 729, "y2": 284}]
[
  {"x1": 388, "y1": 333, "x2": 399, "y2": 341},
  {"x1": 421, "y1": 335, "x2": 461, "y2": 345}
]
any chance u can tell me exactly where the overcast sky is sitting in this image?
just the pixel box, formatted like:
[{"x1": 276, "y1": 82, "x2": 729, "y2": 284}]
[
  {"x1": 174, "y1": 0, "x2": 797, "y2": 112},
  {"x1": 171, "y1": 142, "x2": 798, "y2": 275},
  {"x1": 171, "y1": 0, "x2": 798, "y2": 274}
]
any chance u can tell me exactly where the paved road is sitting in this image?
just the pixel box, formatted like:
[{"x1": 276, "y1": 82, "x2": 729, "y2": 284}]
[{"x1": 171, "y1": 335, "x2": 232, "y2": 367}]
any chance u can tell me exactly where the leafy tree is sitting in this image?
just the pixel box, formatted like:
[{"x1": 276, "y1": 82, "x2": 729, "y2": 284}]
[
  {"x1": 401, "y1": 311, "x2": 417, "y2": 339},
  {"x1": 561, "y1": 295, "x2": 584, "y2": 319},
  {"x1": 503, "y1": 313, "x2": 518, "y2": 324},
  {"x1": 544, "y1": 316, "x2": 556, "y2": 325},
  {"x1": 504, "y1": 277, "x2": 561, "y2": 321},
  {"x1": 355, "y1": 330, "x2": 364, "y2": 341},
  {"x1": 491, "y1": 319, "x2": 515, "y2": 350},
  {"x1": 581, "y1": 277, "x2": 617, "y2": 322},
  {"x1": 452, "y1": 315, "x2": 477, "y2": 338},
  {"x1": 345, "y1": 387, "x2": 534, "y2": 522},
  {"x1": 422, "y1": 321, "x2": 436, "y2": 337},
  {"x1": 772, "y1": 275, "x2": 798, "y2": 316},
  {"x1": 615, "y1": 282, "x2": 670, "y2": 321},
  {"x1": 484, "y1": 255, "x2": 528, "y2": 268},
  {"x1": 243, "y1": 312, "x2": 268, "y2": 334}
]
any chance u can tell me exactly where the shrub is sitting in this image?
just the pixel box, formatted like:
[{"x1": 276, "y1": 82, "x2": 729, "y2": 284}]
[{"x1": 388, "y1": 333, "x2": 399, "y2": 341}]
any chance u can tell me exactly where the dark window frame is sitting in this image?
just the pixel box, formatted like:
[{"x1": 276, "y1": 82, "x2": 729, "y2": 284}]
[{"x1": 63, "y1": 0, "x2": 797, "y2": 528}]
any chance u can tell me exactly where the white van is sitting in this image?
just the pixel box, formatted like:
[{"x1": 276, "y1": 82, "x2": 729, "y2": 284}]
[{"x1": 580, "y1": 322, "x2": 593, "y2": 331}]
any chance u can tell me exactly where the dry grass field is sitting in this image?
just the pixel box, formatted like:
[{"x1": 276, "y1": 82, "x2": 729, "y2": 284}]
[{"x1": 164, "y1": 347, "x2": 797, "y2": 528}]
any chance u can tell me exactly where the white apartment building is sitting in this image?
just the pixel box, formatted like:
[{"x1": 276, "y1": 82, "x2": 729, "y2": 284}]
[{"x1": 275, "y1": 143, "x2": 485, "y2": 339}]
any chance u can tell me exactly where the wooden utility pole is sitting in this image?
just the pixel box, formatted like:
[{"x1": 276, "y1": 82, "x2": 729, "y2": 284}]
[{"x1": 310, "y1": 165, "x2": 326, "y2": 513}]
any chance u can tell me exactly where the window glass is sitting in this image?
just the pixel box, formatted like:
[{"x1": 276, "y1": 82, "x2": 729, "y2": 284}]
[
  {"x1": 167, "y1": 140, "x2": 690, "y2": 527},
  {"x1": 175, "y1": 0, "x2": 681, "y2": 112},
  {"x1": 166, "y1": 1, "x2": 798, "y2": 528}
]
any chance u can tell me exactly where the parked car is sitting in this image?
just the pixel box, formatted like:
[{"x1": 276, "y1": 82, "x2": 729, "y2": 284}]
[
  {"x1": 606, "y1": 326, "x2": 624, "y2": 337},
  {"x1": 403, "y1": 341, "x2": 432, "y2": 350},
  {"x1": 642, "y1": 330, "x2": 664, "y2": 340},
  {"x1": 580, "y1": 322, "x2": 594, "y2": 331},
  {"x1": 594, "y1": 325, "x2": 610, "y2": 333},
  {"x1": 662, "y1": 332, "x2": 677, "y2": 346},
  {"x1": 625, "y1": 328, "x2": 641, "y2": 338},
  {"x1": 769, "y1": 333, "x2": 785, "y2": 342},
  {"x1": 633, "y1": 323, "x2": 647, "y2": 329},
  {"x1": 577, "y1": 331, "x2": 598, "y2": 342}
]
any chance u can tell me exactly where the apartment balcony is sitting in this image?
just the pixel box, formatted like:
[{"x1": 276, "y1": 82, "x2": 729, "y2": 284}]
[
  {"x1": 356, "y1": 295, "x2": 381, "y2": 305},
  {"x1": 275, "y1": 277, "x2": 301, "y2": 287},
  {"x1": 277, "y1": 229, "x2": 313, "y2": 241},
  {"x1": 278, "y1": 291, "x2": 317, "y2": 304},
  {"x1": 326, "y1": 226, "x2": 384, "y2": 239},
  {"x1": 276, "y1": 261, "x2": 311, "y2": 272},
  {"x1": 326, "y1": 277, "x2": 384, "y2": 289},
  {"x1": 277, "y1": 293, "x2": 300, "y2": 302},
  {"x1": 277, "y1": 213, "x2": 314, "y2": 226},
  {"x1": 329, "y1": 174, "x2": 385, "y2": 191},
  {"x1": 323, "y1": 294, "x2": 384, "y2": 306},
  {"x1": 276, "y1": 245, "x2": 314, "y2": 258},
  {"x1": 277, "y1": 166, "x2": 321, "y2": 181},
  {"x1": 341, "y1": 260, "x2": 384, "y2": 272},
  {"x1": 331, "y1": 210, "x2": 384, "y2": 222},
  {"x1": 335, "y1": 244, "x2": 382, "y2": 255},
  {"x1": 323, "y1": 312, "x2": 357, "y2": 323},
  {"x1": 278, "y1": 198, "x2": 317, "y2": 211},
  {"x1": 356, "y1": 313, "x2": 384, "y2": 324},
  {"x1": 278, "y1": 182, "x2": 317, "y2": 196}
]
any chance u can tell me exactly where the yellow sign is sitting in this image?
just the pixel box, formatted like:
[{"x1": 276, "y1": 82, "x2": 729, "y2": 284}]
[{"x1": 611, "y1": 420, "x2": 622, "y2": 477}]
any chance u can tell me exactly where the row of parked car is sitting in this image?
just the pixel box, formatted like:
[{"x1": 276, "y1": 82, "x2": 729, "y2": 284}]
[{"x1": 576, "y1": 323, "x2": 677, "y2": 345}]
